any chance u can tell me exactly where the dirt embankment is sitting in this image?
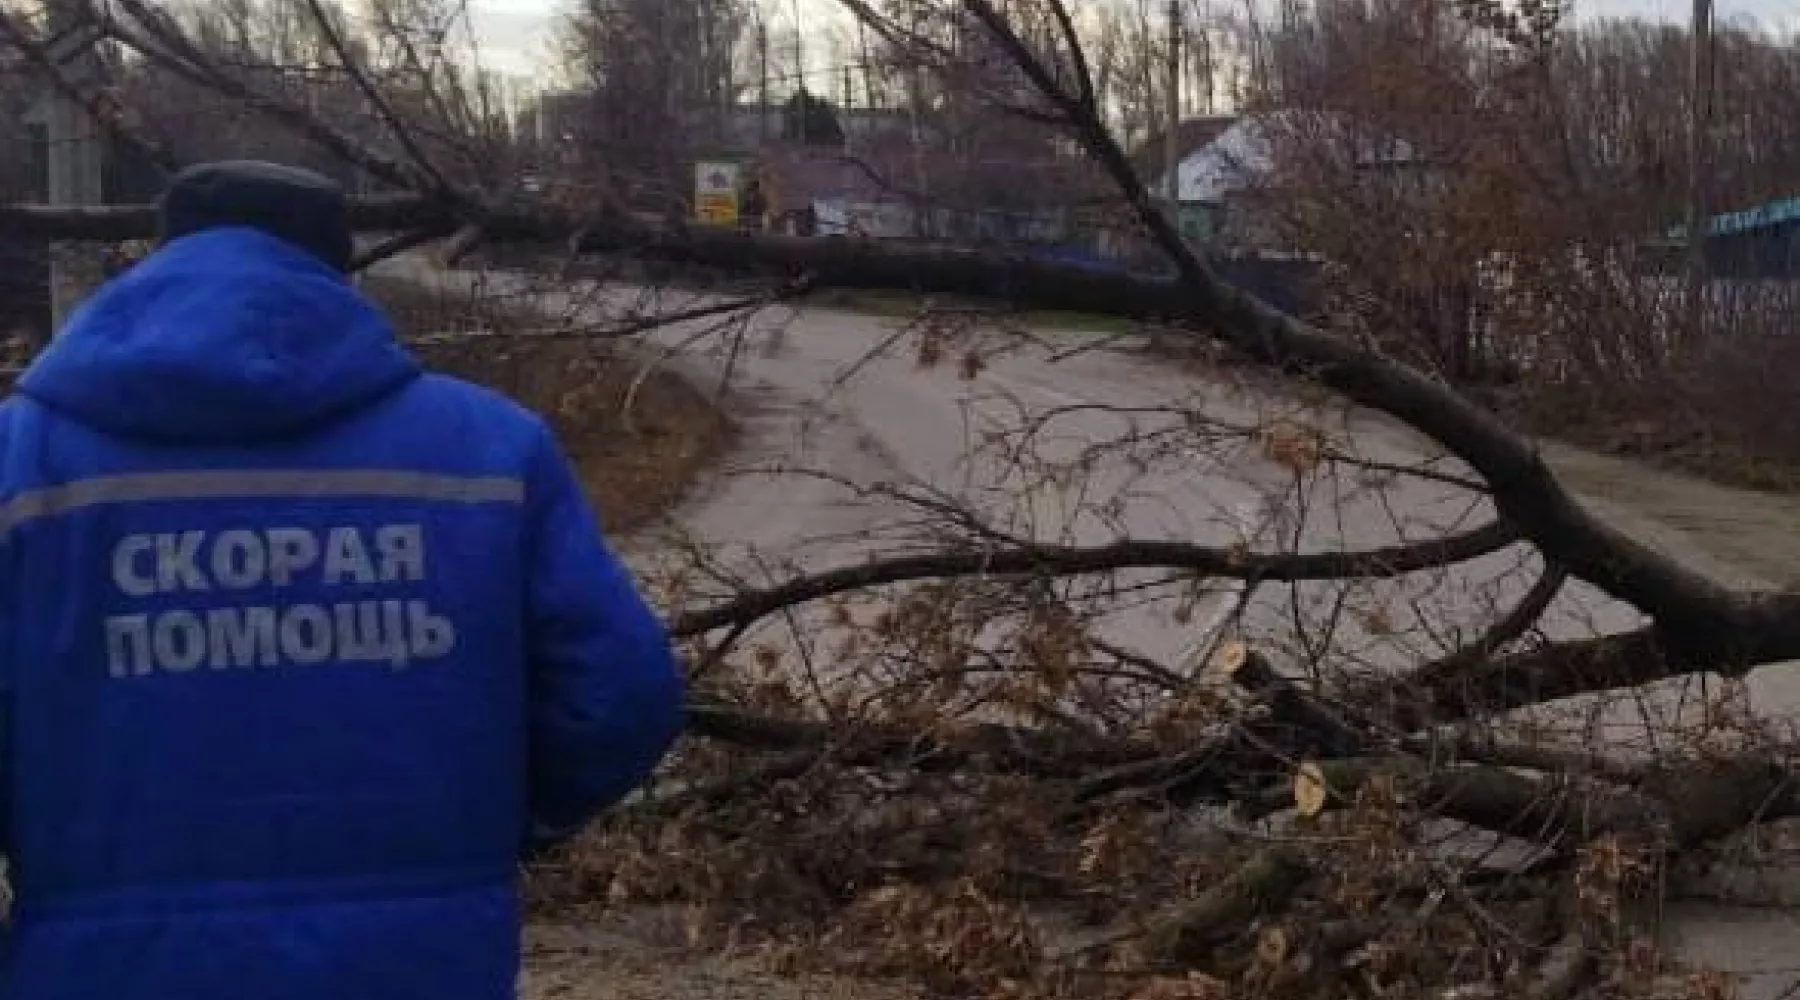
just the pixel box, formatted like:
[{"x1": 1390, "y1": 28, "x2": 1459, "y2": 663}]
[{"x1": 367, "y1": 276, "x2": 733, "y2": 534}]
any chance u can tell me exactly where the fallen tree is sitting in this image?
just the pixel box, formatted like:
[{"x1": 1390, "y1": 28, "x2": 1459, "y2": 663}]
[{"x1": 5, "y1": 0, "x2": 1797, "y2": 996}]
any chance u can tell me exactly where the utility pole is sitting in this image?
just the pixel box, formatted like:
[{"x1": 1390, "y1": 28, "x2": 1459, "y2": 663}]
[
  {"x1": 44, "y1": 0, "x2": 105, "y2": 337},
  {"x1": 659, "y1": 8, "x2": 678, "y2": 141},
  {"x1": 1683, "y1": 0, "x2": 1713, "y2": 341},
  {"x1": 758, "y1": 18, "x2": 770, "y2": 145},
  {"x1": 792, "y1": 9, "x2": 807, "y2": 145},
  {"x1": 858, "y1": 19, "x2": 876, "y2": 111},
  {"x1": 1163, "y1": 0, "x2": 1182, "y2": 222},
  {"x1": 712, "y1": 6, "x2": 731, "y2": 131},
  {"x1": 906, "y1": 6, "x2": 929, "y2": 237},
  {"x1": 1198, "y1": 1, "x2": 1215, "y2": 116}
]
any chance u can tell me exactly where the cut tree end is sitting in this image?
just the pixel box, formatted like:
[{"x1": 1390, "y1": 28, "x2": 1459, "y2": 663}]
[{"x1": 1294, "y1": 761, "x2": 1328, "y2": 818}]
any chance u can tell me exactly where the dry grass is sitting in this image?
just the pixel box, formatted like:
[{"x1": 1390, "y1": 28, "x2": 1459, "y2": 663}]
[
  {"x1": 365, "y1": 276, "x2": 733, "y2": 532},
  {"x1": 522, "y1": 916, "x2": 924, "y2": 1000},
  {"x1": 1518, "y1": 388, "x2": 1800, "y2": 495},
  {"x1": 1137, "y1": 322, "x2": 1800, "y2": 497}
]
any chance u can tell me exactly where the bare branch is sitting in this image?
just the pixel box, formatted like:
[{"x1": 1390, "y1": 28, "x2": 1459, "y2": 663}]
[
  {"x1": 348, "y1": 225, "x2": 458, "y2": 271},
  {"x1": 298, "y1": 0, "x2": 451, "y2": 195},
  {"x1": 1379, "y1": 627, "x2": 1672, "y2": 729},
  {"x1": 1043, "y1": 0, "x2": 1098, "y2": 111},
  {"x1": 683, "y1": 697, "x2": 1162, "y2": 776},
  {"x1": 405, "y1": 286, "x2": 805, "y2": 347},
  {"x1": 108, "y1": 0, "x2": 427, "y2": 195},
  {"x1": 669, "y1": 520, "x2": 1519, "y2": 637},
  {"x1": 1414, "y1": 562, "x2": 1569, "y2": 684},
  {"x1": 1299, "y1": 753, "x2": 1800, "y2": 852}
]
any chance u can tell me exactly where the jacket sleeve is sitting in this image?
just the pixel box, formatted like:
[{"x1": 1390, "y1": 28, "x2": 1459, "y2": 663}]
[
  {"x1": 0, "y1": 677, "x2": 9, "y2": 866},
  {"x1": 0, "y1": 464, "x2": 12, "y2": 866},
  {"x1": 521, "y1": 426, "x2": 684, "y2": 858},
  {"x1": 0, "y1": 557, "x2": 11, "y2": 867},
  {"x1": 0, "y1": 415, "x2": 12, "y2": 865}
]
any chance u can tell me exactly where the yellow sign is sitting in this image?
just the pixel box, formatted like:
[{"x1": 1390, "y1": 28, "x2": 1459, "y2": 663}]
[
  {"x1": 696, "y1": 192, "x2": 739, "y2": 226},
  {"x1": 694, "y1": 161, "x2": 741, "y2": 226}
]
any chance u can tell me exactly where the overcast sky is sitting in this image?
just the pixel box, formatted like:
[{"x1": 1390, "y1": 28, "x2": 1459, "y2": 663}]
[
  {"x1": 466, "y1": 0, "x2": 1800, "y2": 83},
  {"x1": 464, "y1": 0, "x2": 849, "y2": 79}
]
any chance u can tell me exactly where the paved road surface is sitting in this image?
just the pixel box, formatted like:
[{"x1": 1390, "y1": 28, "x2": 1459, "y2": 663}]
[{"x1": 395, "y1": 261, "x2": 1800, "y2": 996}]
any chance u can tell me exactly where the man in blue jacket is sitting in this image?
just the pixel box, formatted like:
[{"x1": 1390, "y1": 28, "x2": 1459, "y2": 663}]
[{"x1": 0, "y1": 161, "x2": 686, "y2": 999}]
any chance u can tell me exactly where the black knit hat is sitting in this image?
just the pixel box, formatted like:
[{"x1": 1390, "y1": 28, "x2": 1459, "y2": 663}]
[{"x1": 156, "y1": 160, "x2": 354, "y2": 272}]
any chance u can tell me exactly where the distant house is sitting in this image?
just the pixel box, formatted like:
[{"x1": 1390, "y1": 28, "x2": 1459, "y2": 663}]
[
  {"x1": 746, "y1": 106, "x2": 1102, "y2": 246},
  {"x1": 525, "y1": 85, "x2": 1095, "y2": 248},
  {"x1": 754, "y1": 140, "x2": 918, "y2": 238},
  {"x1": 20, "y1": 98, "x2": 167, "y2": 204},
  {"x1": 1133, "y1": 110, "x2": 1431, "y2": 254},
  {"x1": 1110, "y1": 110, "x2": 1440, "y2": 317},
  {"x1": 6, "y1": 79, "x2": 168, "y2": 340},
  {"x1": 1132, "y1": 115, "x2": 1238, "y2": 245}
]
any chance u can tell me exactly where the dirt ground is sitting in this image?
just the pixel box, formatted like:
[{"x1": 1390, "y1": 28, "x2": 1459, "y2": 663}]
[
  {"x1": 1542, "y1": 441, "x2": 1800, "y2": 592},
  {"x1": 520, "y1": 916, "x2": 922, "y2": 1000}
]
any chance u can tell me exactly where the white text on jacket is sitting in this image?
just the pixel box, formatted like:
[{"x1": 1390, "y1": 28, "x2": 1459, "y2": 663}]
[{"x1": 102, "y1": 524, "x2": 457, "y2": 676}]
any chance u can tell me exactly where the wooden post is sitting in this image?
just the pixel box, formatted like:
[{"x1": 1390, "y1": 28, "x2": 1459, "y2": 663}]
[
  {"x1": 44, "y1": 0, "x2": 106, "y2": 336},
  {"x1": 758, "y1": 18, "x2": 770, "y2": 145}
]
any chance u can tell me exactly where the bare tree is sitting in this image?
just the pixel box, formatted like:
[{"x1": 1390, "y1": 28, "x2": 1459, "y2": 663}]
[
  {"x1": 1084, "y1": 0, "x2": 1221, "y2": 150},
  {"x1": 561, "y1": 0, "x2": 748, "y2": 213},
  {"x1": 1237, "y1": 0, "x2": 1800, "y2": 475}
]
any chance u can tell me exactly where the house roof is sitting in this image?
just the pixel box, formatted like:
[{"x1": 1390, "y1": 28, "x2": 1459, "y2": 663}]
[{"x1": 1130, "y1": 115, "x2": 1238, "y2": 185}]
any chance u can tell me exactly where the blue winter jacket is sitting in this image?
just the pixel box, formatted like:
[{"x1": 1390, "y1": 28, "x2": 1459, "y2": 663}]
[{"x1": 0, "y1": 227, "x2": 686, "y2": 1000}]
